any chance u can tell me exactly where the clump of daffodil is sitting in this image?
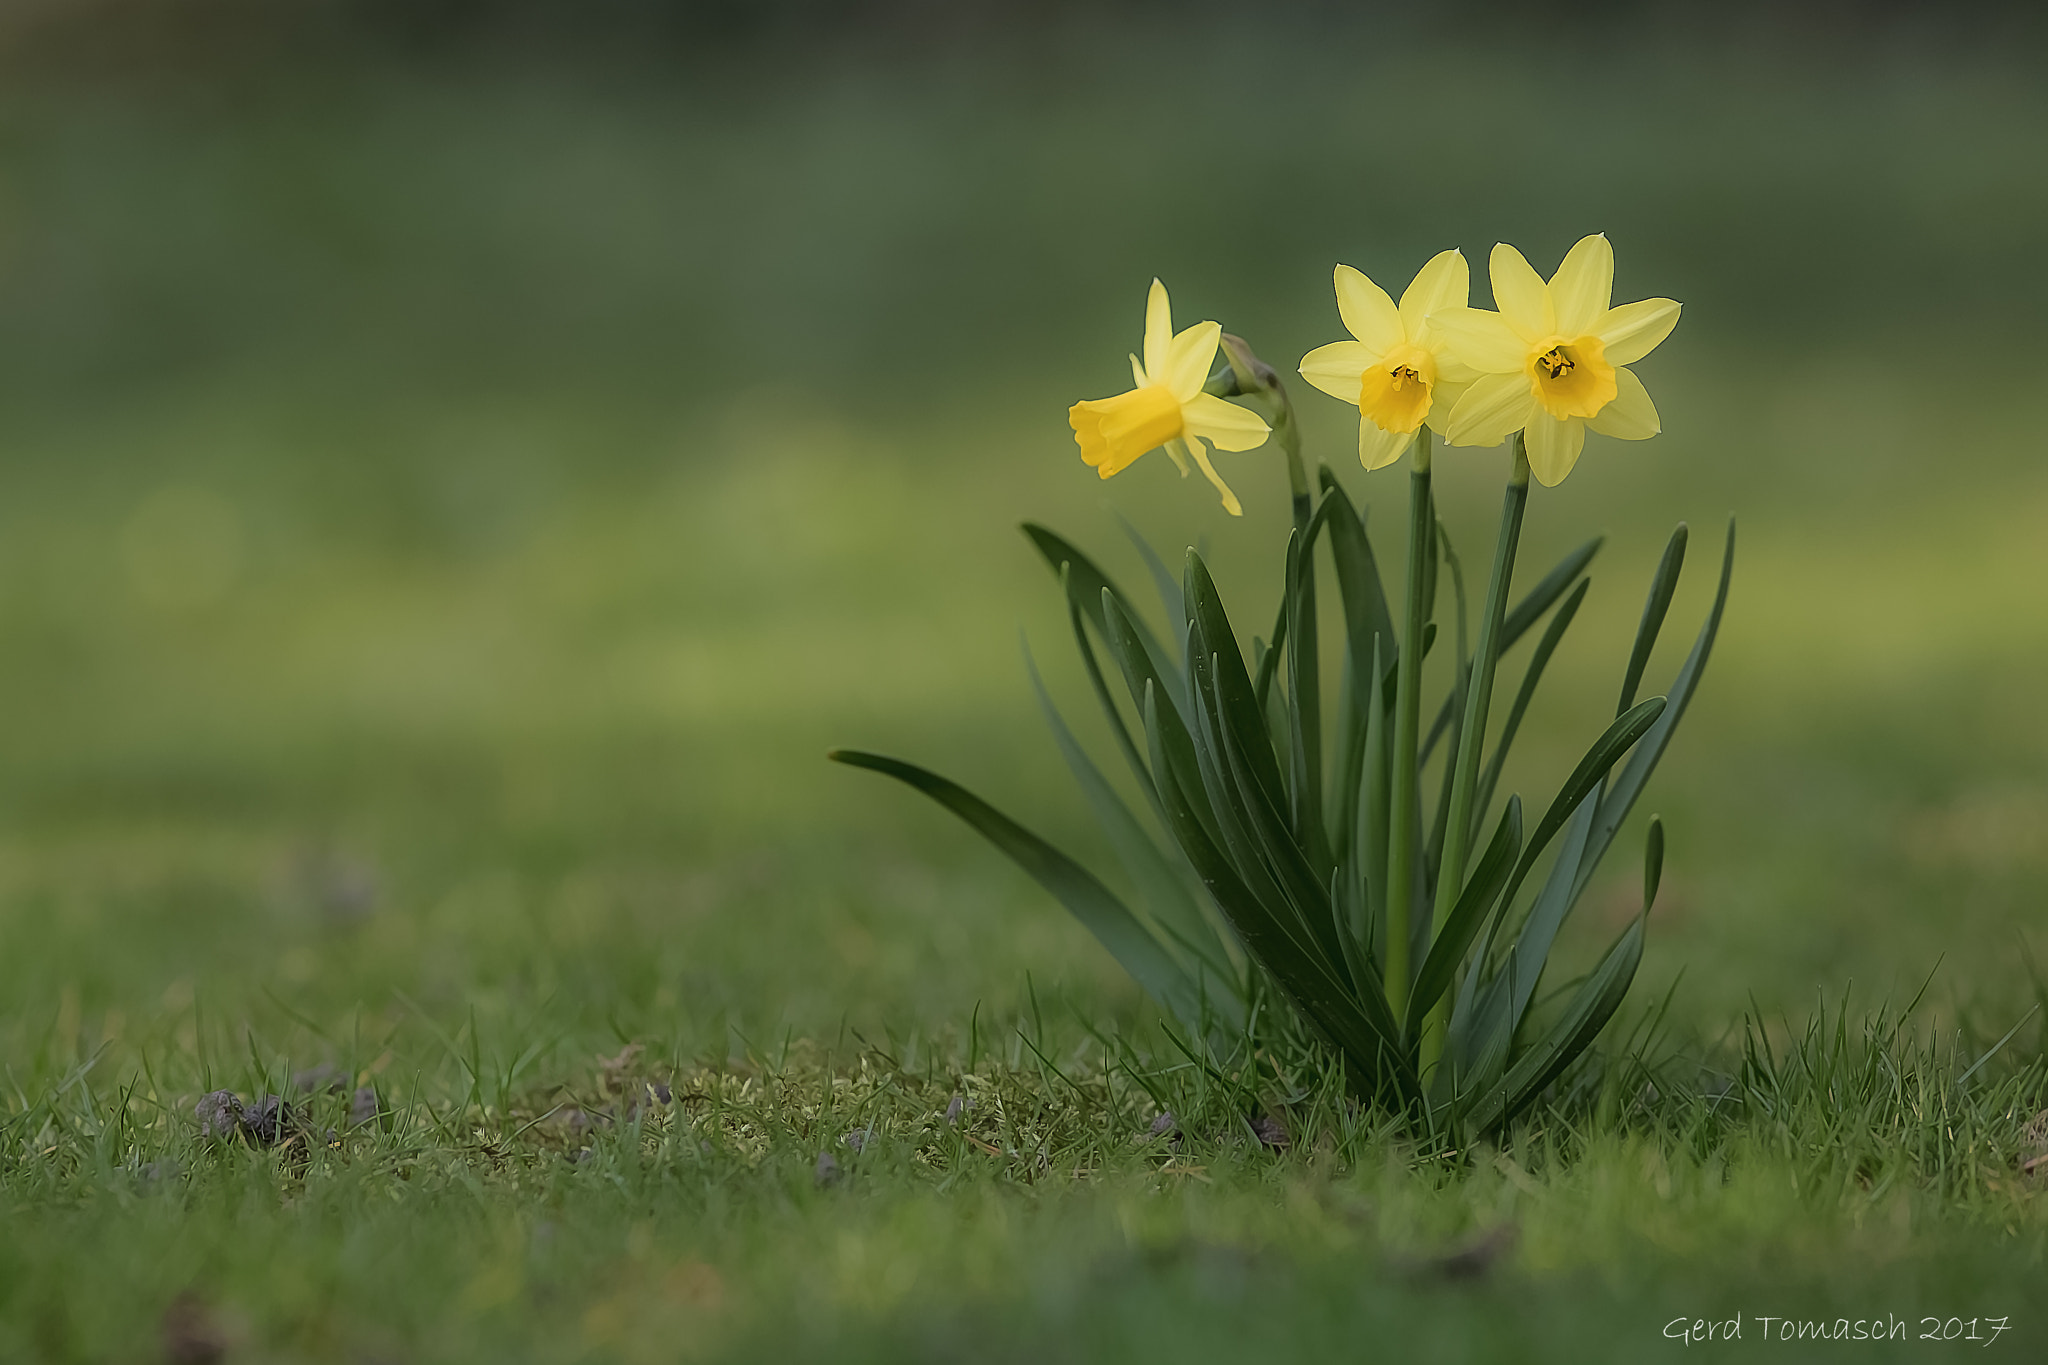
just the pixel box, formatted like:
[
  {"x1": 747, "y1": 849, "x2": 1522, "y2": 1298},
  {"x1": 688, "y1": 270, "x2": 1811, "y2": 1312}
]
[
  {"x1": 1433, "y1": 235, "x2": 1681, "y2": 486},
  {"x1": 1068, "y1": 279, "x2": 1271, "y2": 515},
  {"x1": 1297, "y1": 249, "x2": 1475, "y2": 470}
]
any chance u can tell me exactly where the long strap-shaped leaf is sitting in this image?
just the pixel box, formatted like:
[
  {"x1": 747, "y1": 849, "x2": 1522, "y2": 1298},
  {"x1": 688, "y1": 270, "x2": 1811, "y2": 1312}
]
[
  {"x1": 1461, "y1": 916, "x2": 1645, "y2": 1133},
  {"x1": 1142, "y1": 688, "x2": 1418, "y2": 1104},
  {"x1": 1023, "y1": 523, "x2": 1186, "y2": 718},
  {"x1": 1469, "y1": 577, "x2": 1590, "y2": 845},
  {"x1": 1493, "y1": 696, "x2": 1666, "y2": 1026},
  {"x1": 827, "y1": 750, "x2": 1210, "y2": 1028},
  {"x1": 1114, "y1": 510, "x2": 1186, "y2": 630},
  {"x1": 1100, "y1": 591, "x2": 1226, "y2": 853},
  {"x1": 1194, "y1": 637, "x2": 1352, "y2": 986},
  {"x1": 1404, "y1": 795, "x2": 1522, "y2": 1038},
  {"x1": 1422, "y1": 535, "x2": 1603, "y2": 765},
  {"x1": 1185, "y1": 551, "x2": 1289, "y2": 815},
  {"x1": 1024, "y1": 642, "x2": 1238, "y2": 991},
  {"x1": 1572, "y1": 520, "x2": 1736, "y2": 901}
]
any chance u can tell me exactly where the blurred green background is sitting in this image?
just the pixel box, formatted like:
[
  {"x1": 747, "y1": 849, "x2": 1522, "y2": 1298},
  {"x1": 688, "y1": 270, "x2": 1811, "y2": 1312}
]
[{"x1": 2, "y1": 0, "x2": 2046, "y2": 1072}]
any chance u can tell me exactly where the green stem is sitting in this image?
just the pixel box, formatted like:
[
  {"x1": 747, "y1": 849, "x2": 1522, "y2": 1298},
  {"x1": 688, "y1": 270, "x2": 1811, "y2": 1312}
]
[
  {"x1": 1383, "y1": 430, "x2": 1433, "y2": 1023},
  {"x1": 1419, "y1": 433, "x2": 1531, "y2": 1077}
]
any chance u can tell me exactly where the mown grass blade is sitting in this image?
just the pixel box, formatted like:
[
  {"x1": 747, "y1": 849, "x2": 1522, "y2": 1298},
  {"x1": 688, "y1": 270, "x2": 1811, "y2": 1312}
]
[
  {"x1": 1024, "y1": 642, "x2": 1235, "y2": 983},
  {"x1": 1405, "y1": 796, "x2": 1522, "y2": 1039},
  {"x1": 1470, "y1": 576, "x2": 1590, "y2": 842},
  {"x1": 1023, "y1": 522, "x2": 1183, "y2": 706},
  {"x1": 1619, "y1": 524, "x2": 1687, "y2": 715},
  {"x1": 826, "y1": 750, "x2": 1207, "y2": 1027},
  {"x1": 1463, "y1": 916, "x2": 1645, "y2": 1133}
]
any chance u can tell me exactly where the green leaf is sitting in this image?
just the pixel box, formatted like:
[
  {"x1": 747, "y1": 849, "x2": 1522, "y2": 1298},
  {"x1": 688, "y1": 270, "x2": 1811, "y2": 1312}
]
[
  {"x1": 1405, "y1": 795, "x2": 1522, "y2": 1038},
  {"x1": 1470, "y1": 576, "x2": 1590, "y2": 843},
  {"x1": 827, "y1": 749, "x2": 1209, "y2": 1028},
  {"x1": 1024, "y1": 641, "x2": 1236, "y2": 986},
  {"x1": 1462, "y1": 916, "x2": 1645, "y2": 1133},
  {"x1": 1192, "y1": 635, "x2": 1351, "y2": 986},
  {"x1": 1423, "y1": 535, "x2": 1601, "y2": 766},
  {"x1": 1100, "y1": 592, "x2": 1223, "y2": 850},
  {"x1": 1572, "y1": 520, "x2": 1736, "y2": 901},
  {"x1": 1059, "y1": 574, "x2": 1160, "y2": 815},
  {"x1": 1643, "y1": 815, "x2": 1665, "y2": 913},
  {"x1": 1115, "y1": 510, "x2": 1185, "y2": 629},
  {"x1": 1284, "y1": 529, "x2": 1332, "y2": 873},
  {"x1": 1314, "y1": 477, "x2": 1400, "y2": 689},
  {"x1": 1143, "y1": 689, "x2": 1418, "y2": 1104},
  {"x1": 1185, "y1": 551, "x2": 1288, "y2": 815},
  {"x1": 1023, "y1": 523, "x2": 1182, "y2": 706},
  {"x1": 1494, "y1": 695, "x2": 1667, "y2": 1026},
  {"x1": 1501, "y1": 535, "x2": 1603, "y2": 648},
  {"x1": 1619, "y1": 524, "x2": 1687, "y2": 715}
]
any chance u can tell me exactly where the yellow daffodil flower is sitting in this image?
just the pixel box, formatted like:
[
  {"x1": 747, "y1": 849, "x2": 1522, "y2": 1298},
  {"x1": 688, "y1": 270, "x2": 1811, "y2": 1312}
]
[
  {"x1": 1430, "y1": 235, "x2": 1680, "y2": 486},
  {"x1": 1297, "y1": 249, "x2": 1475, "y2": 470},
  {"x1": 1068, "y1": 279, "x2": 1271, "y2": 516}
]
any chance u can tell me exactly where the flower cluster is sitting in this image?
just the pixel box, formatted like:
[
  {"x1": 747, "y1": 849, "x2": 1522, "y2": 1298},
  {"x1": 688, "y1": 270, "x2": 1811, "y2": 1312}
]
[{"x1": 1069, "y1": 235, "x2": 1680, "y2": 503}]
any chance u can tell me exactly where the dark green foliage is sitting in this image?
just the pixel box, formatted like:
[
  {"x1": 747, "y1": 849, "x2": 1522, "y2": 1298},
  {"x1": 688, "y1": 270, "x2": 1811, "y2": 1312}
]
[{"x1": 834, "y1": 473, "x2": 1736, "y2": 1135}]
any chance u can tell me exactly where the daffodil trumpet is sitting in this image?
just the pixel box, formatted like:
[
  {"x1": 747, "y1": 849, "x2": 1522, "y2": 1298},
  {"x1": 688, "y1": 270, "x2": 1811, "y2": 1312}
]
[{"x1": 836, "y1": 246, "x2": 1731, "y2": 1140}]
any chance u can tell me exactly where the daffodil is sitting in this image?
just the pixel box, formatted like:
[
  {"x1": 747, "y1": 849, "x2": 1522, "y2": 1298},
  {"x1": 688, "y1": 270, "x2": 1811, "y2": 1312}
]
[
  {"x1": 1430, "y1": 235, "x2": 1680, "y2": 486},
  {"x1": 1068, "y1": 280, "x2": 1271, "y2": 515},
  {"x1": 1297, "y1": 250, "x2": 1475, "y2": 470}
]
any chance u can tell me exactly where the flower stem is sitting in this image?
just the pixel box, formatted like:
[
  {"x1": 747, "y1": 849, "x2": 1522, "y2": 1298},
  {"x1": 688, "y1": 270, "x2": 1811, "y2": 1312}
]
[
  {"x1": 1419, "y1": 433, "x2": 1531, "y2": 1078},
  {"x1": 1383, "y1": 429, "x2": 1433, "y2": 1023}
]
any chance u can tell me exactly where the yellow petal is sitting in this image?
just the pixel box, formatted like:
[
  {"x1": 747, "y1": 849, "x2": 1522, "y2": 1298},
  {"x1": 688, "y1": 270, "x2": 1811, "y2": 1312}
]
[
  {"x1": 1550, "y1": 234, "x2": 1613, "y2": 337},
  {"x1": 1358, "y1": 419, "x2": 1414, "y2": 471},
  {"x1": 1586, "y1": 366, "x2": 1661, "y2": 439},
  {"x1": 1298, "y1": 339, "x2": 1378, "y2": 405},
  {"x1": 1185, "y1": 437, "x2": 1243, "y2": 517},
  {"x1": 1143, "y1": 278, "x2": 1172, "y2": 379},
  {"x1": 1524, "y1": 415, "x2": 1586, "y2": 486},
  {"x1": 1334, "y1": 264, "x2": 1405, "y2": 353},
  {"x1": 1443, "y1": 371, "x2": 1536, "y2": 448},
  {"x1": 1594, "y1": 297, "x2": 1681, "y2": 366},
  {"x1": 1399, "y1": 249, "x2": 1469, "y2": 338},
  {"x1": 1488, "y1": 243, "x2": 1555, "y2": 341},
  {"x1": 1162, "y1": 321, "x2": 1222, "y2": 401},
  {"x1": 1129, "y1": 352, "x2": 1148, "y2": 388},
  {"x1": 1162, "y1": 437, "x2": 1193, "y2": 476},
  {"x1": 1429, "y1": 307, "x2": 1525, "y2": 375},
  {"x1": 1425, "y1": 378, "x2": 1472, "y2": 434},
  {"x1": 1181, "y1": 392, "x2": 1271, "y2": 452}
]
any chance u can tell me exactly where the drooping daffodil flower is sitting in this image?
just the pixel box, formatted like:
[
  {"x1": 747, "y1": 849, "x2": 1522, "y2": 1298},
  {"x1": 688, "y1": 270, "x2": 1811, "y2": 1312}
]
[
  {"x1": 1068, "y1": 279, "x2": 1271, "y2": 515},
  {"x1": 1431, "y1": 235, "x2": 1681, "y2": 486},
  {"x1": 1296, "y1": 249, "x2": 1475, "y2": 470}
]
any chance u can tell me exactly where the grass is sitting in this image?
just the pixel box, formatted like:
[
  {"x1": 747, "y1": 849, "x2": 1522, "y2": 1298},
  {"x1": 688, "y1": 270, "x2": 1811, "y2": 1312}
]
[{"x1": 3, "y1": 17, "x2": 2048, "y2": 1361}]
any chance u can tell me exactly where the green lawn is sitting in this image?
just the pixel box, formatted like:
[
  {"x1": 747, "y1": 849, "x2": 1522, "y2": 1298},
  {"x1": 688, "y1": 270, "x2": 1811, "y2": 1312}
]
[{"x1": 3, "y1": 25, "x2": 2048, "y2": 1361}]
